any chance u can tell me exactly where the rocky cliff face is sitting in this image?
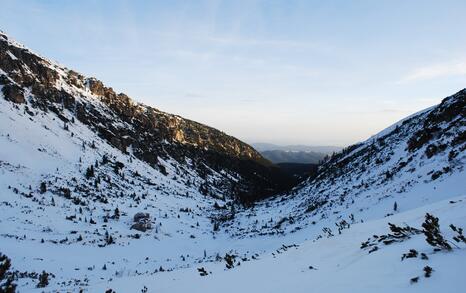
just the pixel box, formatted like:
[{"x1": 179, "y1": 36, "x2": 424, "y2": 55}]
[{"x1": 0, "y1": 31, "x2": 293, "y2": 202}]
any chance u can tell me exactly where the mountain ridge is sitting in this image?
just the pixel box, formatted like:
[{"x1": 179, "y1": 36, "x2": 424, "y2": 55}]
[
  {"x1": 251, "y1": 142, "x2": 341, "y2": 153},
  {"x1": 0, "y1": 31, "x2": 294, "y2": 202},
  {"x1": 260, "y1": 149, "x2": 326, "y2": 164}
]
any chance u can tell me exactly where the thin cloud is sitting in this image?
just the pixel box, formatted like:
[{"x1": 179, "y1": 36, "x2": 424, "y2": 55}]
[
  {"x1": 204, "y1": 35, "x2": 324, "y2": 50},
  {"x1": 336, "y1": 108, "x2": 407, "y2": 115},
  {"x1": 148, "y1": 29, "x2": 327, "y2": 51},
  {"x1": 402, "y1": 59, "x2": 466, "y2": 82}
]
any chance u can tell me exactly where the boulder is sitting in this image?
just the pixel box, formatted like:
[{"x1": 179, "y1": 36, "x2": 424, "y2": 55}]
[
  {"x1": 131, "y1": 212, "x2": 151, "y2": 232},
  {"x1": 133, "y1": 212, "x2": 150, "y2": 222},
  {"x1": 131, "y1": 221, "x2": 152, "y2": 232}
]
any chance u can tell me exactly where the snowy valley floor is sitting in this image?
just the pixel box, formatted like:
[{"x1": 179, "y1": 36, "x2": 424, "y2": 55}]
[{"x1": 91, "y1": 195, "x2": 466, "y2": 293}]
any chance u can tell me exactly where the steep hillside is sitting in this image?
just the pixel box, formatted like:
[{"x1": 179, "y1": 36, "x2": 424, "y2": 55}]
[
  {"x1": 0, "y1": 31, "x2": 294, "y2": 203},
  {"x1": 226, "y1": 89, "x2": 466, "y2": 237},
  {"x1": 182, "y1": 90, "x2": 465, "y2": 293},
  {"x1": 0, "y1": 31, "x2": 293, "y2": 291}
]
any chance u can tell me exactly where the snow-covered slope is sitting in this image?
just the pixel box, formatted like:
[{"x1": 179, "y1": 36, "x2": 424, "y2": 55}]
[
  {"x1": 0, "y1": 31, "x2": 293, "y2": 291},
  {"x1": 0, "y1": 31, "x2": 465, "y2": 292},
  {"x1": 226, "y1": 90, "x2": 466, "y2": 238},
  {"x1": 0, "y1": 30, "x2": 294, "y2": 204},
  {"x1": 96, "y1": 195, "x2": 466, "y2": 293}
]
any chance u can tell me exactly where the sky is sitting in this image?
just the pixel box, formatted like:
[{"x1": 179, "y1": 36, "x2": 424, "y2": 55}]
[{"x1": 2, "y1": 0, "x2": 466, "y2": 146}]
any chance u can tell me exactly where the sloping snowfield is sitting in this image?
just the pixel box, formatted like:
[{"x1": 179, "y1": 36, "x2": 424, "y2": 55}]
[{"x1": 95, "y1": 195, "x2": 466, "y2": 293}]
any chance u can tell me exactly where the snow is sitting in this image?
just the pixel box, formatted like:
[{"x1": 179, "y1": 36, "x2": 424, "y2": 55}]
[
  {"x1": 0, "y1": 84, "x2": 464, "y2": 291},
  {"x1": 0, "y1": 93, "x2": 278, "y2": 290},
  {"x1": 6, "y1": 50, "x2": 17, "y2": 60},
  {"x1": 366, "y1": 104, "x2": 436, "y2": 143},
  {"x1": 0, "y1": 31, "x2": 465, "y2": 292},
  {"x1": 94, "y1": 196, "x2": 466, "y2": 293}
]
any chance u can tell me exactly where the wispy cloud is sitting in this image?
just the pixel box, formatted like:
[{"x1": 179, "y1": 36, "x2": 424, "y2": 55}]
[
  {"x1": 336, "y1": 108, "x2": 407, "y2": 115},
  {"x1": 145, "y1": 26, "x2": 330, "y2": 53},
  {"x1": 202, "y1": 35, "x2": 324, "y2": 50},
  {"x1": 402, "y1": 59, "x2": 466, "y2": 82}
]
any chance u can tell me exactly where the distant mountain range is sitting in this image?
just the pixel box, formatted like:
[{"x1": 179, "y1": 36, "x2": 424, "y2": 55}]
[
  {"x1": 259, "y1": 150, "x2": 324, "y2": 164},
  {"x1": 251, "y1": 143, "x2": 342, "y2": 164},
  {"x1": 251, "y1": 143, "x2": 341, "y2": 153}
]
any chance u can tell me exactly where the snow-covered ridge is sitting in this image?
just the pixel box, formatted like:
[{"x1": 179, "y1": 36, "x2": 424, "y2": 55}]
[
  {"x1": 225, "y1": 89, "x2": 465, "y2": 239},
  {"x1": 0, "y1": 30, "x2": 260, "y2": 161},
  {"x1": 0, "y1": 31, "x2": 295, "y2": 202}
]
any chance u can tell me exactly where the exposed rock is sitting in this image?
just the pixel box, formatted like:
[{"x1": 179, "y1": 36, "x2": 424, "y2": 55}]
[
  {"x1": 133, "y1": 212, "x2": 150, "y2": 222},
  {"x1": 131, "y1": 212, "x2": 151, "y2": 232},
  {"x1": 1, "y1": 83, "x2": 25, "y2": 104}
]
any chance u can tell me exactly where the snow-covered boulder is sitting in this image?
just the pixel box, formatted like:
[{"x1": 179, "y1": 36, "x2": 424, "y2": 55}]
[{"x1": 131, "y1": 212, "x2": 151, "y2": 232}]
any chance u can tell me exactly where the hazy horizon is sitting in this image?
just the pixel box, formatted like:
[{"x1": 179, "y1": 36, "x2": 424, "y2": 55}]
[{"x1": 2, "y1": 0, "x2": 466, "y2": 145}]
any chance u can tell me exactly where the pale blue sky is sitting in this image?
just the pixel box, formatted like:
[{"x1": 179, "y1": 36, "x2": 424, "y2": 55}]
[{"x1": 2, "y1": 0, "x2": 466, "y2": 146}]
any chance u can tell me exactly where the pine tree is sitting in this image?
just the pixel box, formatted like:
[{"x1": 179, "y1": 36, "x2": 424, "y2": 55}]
[
  {"x1": 0, "y1": 253, "x2": 16, "y2": 293},
  {"x1": 40, "y1": 182, "x2": 47, "y2": 194},
  {"x1": 213, "y1": 221, "x2": 220, "y2": 232},
  {"x1": 37, "y1": 271, "x2": 49, "y2": 288},
  {"x1": 422, "y1": 213, "x2": 451, "y2": 250},
  {"x1": 85, "y1": 165, "x2": 95, "y2": 179}
]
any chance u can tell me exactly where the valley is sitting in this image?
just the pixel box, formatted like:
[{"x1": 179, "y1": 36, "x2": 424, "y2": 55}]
[{"x1": 0, "y1": 31, "x2": 465, "y2": 293}]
